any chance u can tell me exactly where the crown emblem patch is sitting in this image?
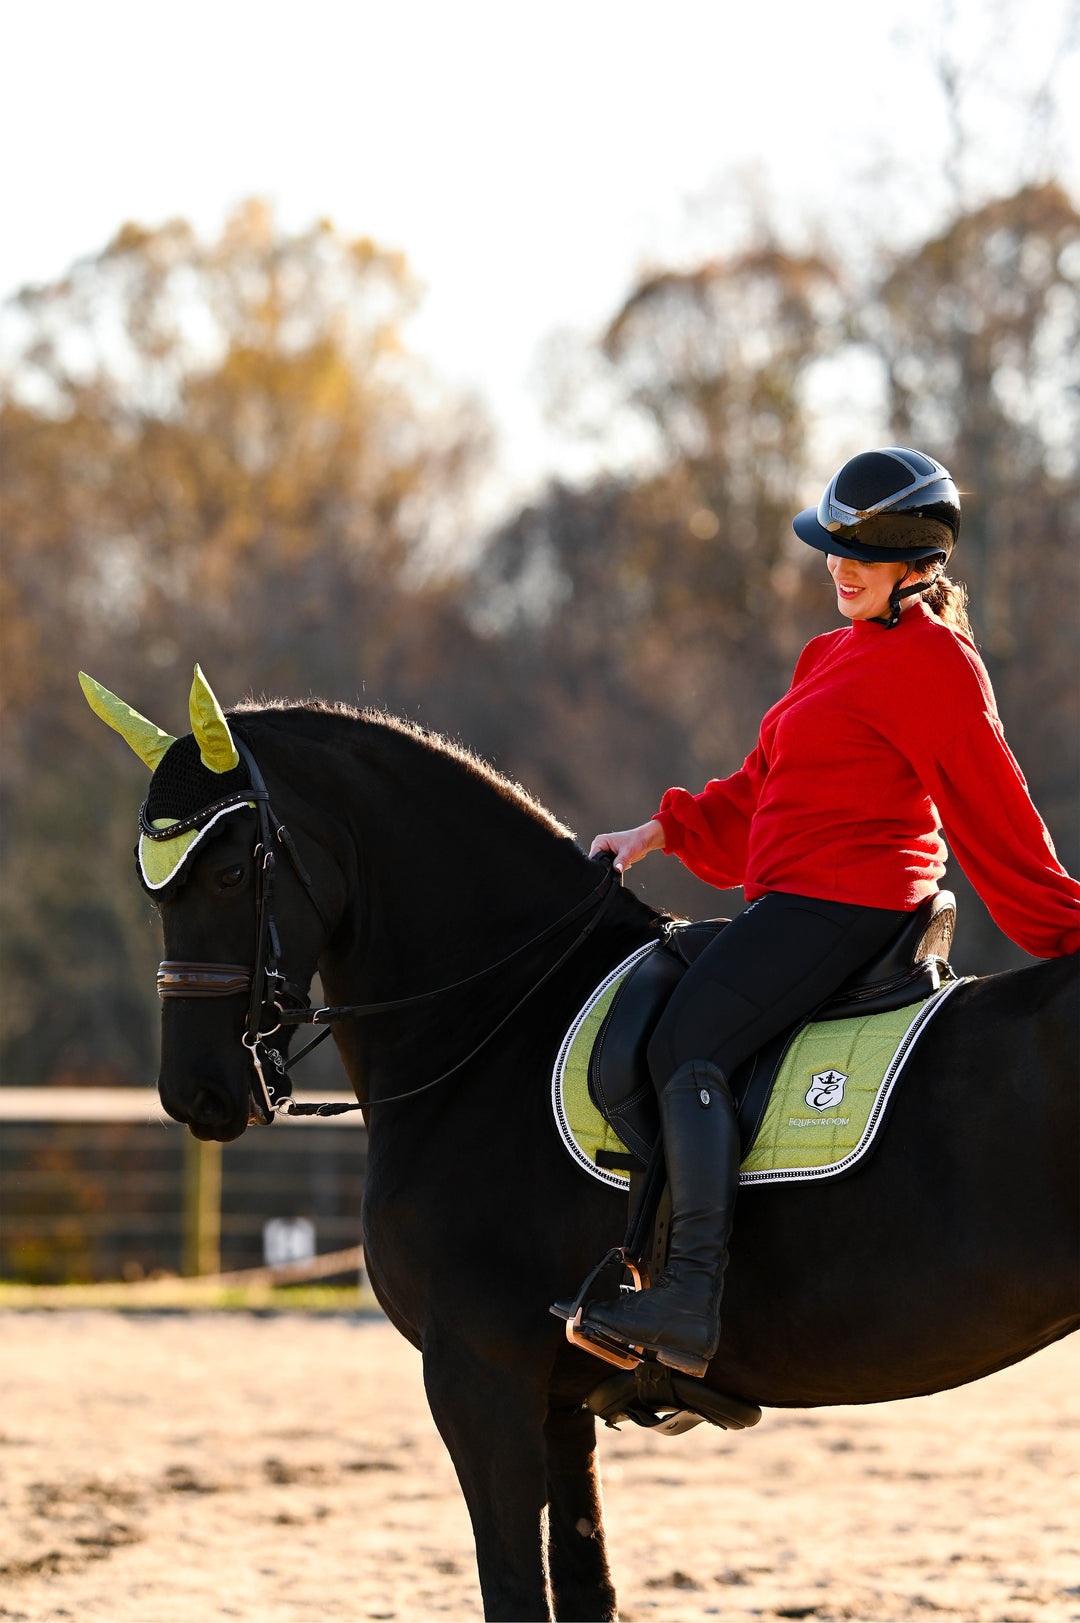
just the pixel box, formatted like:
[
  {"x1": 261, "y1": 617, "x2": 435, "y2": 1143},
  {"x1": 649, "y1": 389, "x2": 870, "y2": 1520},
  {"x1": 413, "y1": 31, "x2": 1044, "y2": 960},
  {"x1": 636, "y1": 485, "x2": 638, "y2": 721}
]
[{"x1": 805, "y1": 1069, "x2": 849, "y2": 1111}]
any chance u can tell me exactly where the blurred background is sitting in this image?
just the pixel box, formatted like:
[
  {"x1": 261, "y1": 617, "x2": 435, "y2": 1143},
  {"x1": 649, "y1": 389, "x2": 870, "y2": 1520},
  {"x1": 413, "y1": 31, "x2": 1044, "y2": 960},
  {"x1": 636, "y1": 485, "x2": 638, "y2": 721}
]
[{"x1": 1, "y1": 0, "x2": 1077, "y2": 1281}]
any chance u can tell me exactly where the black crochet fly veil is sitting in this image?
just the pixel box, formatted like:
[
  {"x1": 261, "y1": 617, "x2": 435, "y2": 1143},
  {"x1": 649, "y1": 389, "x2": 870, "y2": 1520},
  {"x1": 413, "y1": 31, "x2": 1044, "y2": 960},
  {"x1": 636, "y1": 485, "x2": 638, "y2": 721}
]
[{"x1": 144, "y1": 734, "x2": 251, "y2": 826}]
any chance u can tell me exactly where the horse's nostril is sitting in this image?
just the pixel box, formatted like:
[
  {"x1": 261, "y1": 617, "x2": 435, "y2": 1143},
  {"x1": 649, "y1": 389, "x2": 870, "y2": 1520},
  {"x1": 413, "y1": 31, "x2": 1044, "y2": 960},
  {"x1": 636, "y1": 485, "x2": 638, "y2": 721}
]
[
  {"x1": 192, "y1": 1086, "x2": 231, "y2": 1124},
  {"x1": 159, "y1": 1073, "x2": 248, "y2": 1141}
]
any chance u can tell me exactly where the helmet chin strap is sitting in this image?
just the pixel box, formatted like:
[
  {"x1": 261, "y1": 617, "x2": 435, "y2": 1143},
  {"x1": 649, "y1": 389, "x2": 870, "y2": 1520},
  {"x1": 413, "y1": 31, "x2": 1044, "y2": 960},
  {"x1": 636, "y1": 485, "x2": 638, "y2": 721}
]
[{"x1": 871, "y1": 564, "x2": 942, "y2": 630}]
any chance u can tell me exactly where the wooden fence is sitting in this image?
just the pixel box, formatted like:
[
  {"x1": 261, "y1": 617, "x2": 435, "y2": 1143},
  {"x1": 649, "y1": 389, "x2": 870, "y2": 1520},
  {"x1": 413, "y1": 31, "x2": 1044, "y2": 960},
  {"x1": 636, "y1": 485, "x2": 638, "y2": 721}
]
[{"x1": 0, "y1": 1089, "x2": 365, "y2": 1283}]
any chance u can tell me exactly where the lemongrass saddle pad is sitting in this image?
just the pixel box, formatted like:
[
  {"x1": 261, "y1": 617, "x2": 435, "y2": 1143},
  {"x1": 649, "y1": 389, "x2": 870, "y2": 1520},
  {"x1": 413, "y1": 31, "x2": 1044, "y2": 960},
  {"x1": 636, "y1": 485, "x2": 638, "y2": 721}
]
[{"x1": 551, "y1": 952, "x2": 969, "y2": 1190}]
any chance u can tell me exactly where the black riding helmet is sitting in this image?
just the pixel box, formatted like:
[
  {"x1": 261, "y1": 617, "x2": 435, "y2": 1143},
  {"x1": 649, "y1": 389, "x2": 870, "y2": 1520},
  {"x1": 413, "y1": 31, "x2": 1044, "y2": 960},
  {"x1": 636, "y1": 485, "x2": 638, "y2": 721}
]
[
  {"x1": 793, "y1": 447, "x2": 961, "y2": 563},
  {"x1": 793, "y1": 448, "x2": 961, "y2": 627}
]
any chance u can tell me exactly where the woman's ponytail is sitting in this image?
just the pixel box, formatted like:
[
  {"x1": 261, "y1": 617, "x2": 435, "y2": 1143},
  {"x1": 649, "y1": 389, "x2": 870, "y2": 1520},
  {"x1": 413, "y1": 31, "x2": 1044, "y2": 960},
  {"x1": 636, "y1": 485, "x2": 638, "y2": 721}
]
[{"x1": 921, "y1": 571, "x2": 973, "y2": 639}]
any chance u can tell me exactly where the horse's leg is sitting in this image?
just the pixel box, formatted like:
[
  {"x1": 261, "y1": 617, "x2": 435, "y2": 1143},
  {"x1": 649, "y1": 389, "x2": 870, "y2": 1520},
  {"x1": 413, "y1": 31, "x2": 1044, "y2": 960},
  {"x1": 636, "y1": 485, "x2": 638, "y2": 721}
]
[
  {"x1": 544, "y1": 1398, "x2": 617, "y2": 1623},
  {"x1": 423, "y1": 1334, "x2": 553, "y2": 1622}
]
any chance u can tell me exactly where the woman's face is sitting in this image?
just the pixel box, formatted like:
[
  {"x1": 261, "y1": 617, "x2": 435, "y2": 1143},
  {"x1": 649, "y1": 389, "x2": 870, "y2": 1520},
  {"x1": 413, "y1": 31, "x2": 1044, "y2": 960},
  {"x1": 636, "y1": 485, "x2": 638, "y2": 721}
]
[{"x1": 827, "y1": 554, "x2": 913, "y2": 621}]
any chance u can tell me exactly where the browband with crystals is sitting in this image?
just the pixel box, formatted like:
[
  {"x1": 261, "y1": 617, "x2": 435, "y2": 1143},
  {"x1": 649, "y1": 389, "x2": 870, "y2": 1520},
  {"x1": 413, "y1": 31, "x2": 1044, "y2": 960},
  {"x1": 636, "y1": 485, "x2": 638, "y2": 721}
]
[{"x1": 139, "y1": 787, "x2": 265, "y2": 839}]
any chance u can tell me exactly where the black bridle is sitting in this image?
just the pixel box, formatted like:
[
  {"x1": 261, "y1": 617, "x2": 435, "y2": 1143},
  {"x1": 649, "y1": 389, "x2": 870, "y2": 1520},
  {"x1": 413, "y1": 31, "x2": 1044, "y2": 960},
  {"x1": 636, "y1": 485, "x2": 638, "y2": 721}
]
[{"x1": 153, "y1": 736, "x2": 621, "y2": 1124}]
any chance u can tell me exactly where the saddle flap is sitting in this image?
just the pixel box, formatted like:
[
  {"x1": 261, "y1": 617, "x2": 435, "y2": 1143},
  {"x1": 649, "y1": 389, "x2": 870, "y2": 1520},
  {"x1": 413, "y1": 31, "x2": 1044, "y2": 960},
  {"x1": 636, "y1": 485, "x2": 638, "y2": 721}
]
[{"x1": 587, "y1": 920, "x2": 728, "y2": 1163}]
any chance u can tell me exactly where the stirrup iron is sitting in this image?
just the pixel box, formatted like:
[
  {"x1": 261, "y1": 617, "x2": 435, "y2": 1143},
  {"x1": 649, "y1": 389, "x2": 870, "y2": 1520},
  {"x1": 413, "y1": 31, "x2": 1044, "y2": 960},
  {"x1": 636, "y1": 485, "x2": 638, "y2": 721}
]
[{"x1": 550, "y1": 1246, "x2": 648, "y2": 1371}]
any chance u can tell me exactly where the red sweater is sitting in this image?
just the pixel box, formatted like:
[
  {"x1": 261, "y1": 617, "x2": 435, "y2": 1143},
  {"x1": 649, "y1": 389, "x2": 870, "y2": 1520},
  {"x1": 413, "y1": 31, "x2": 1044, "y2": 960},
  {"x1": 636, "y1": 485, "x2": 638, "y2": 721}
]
[{"x1": 654, "y1": 602, "x2": 1080, "y2": 959}]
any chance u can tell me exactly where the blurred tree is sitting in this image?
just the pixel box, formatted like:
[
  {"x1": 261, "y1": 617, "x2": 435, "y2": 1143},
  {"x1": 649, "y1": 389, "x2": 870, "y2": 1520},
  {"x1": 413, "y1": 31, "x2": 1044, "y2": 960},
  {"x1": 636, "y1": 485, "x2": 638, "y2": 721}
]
[
  {"x1": 471, "y1": 247, "x2": 844, "y2": 919},
  {"x1": 866, "y1": 182, "x2": 1080, "y2": 965},
  {"x1": 0, "y1": 201, "x2": 488, "y2": 1083},
  {"x1": 2, "y1": 187, "x2": 1076, "y2": 1085},
  {"x1": 1, "y1": 198, "x2": 487, "y2": 721},
  {"x1": 871, "y1": 182, "x2": 1079, "y2": 658},
  {"x1": 474, "y1": 199, "x2": 1078, "y2": 959}
]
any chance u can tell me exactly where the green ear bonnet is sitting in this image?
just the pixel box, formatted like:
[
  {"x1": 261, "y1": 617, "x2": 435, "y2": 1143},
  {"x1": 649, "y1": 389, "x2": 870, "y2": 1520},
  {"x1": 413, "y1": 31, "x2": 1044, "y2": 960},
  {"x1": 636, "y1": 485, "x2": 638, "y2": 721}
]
[
  {"x1": 79, "y1": 667, "x2": 254, "y2": 890},
  {"x1": 138, "y1": 735, "x2": 254, "y2": 889}
]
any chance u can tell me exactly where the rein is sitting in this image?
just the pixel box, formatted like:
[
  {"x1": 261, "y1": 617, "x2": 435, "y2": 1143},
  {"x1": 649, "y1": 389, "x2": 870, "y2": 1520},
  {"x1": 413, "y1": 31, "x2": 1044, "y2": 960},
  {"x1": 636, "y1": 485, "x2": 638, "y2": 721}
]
[{"x1": 156, "y1": 735, "x2": 622, "y2": 1123}]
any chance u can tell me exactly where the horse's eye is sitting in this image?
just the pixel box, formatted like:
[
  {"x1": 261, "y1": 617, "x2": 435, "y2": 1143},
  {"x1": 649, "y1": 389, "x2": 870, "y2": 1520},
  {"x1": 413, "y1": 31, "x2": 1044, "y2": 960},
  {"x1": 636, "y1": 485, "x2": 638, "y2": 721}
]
[{"x1": 218, "y1": 865, "x2": 245, "y2": 889}]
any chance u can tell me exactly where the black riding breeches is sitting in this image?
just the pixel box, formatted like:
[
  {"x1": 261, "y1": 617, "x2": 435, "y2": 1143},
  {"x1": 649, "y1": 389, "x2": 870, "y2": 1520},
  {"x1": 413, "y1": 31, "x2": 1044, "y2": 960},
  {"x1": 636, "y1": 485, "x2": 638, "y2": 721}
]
[{"x1": 646, "y1": 891, "x2": 912, "y2": 1088}]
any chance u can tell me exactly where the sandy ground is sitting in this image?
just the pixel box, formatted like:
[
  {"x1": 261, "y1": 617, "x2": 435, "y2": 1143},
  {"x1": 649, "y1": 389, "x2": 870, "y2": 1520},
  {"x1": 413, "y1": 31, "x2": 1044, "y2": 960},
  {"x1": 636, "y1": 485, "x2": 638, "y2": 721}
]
[{"x1": 0, "y1": 1311, "x2": 1076, "y2": 1623}]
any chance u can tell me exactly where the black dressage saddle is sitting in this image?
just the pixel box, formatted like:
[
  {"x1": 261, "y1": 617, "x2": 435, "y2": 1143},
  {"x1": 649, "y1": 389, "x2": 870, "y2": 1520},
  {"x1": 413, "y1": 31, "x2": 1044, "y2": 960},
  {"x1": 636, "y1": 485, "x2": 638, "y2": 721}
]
[{"x1": 588, "y1": 890, "x2": 957, "y2": 1174}]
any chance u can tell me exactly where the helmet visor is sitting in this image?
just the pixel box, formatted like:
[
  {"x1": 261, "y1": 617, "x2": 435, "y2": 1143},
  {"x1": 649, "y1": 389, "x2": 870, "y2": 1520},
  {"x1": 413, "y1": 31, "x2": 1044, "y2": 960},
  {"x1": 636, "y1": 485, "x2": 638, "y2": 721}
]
[{"x1": 794, "y1": 506, "x2": 954, "y2": 563}]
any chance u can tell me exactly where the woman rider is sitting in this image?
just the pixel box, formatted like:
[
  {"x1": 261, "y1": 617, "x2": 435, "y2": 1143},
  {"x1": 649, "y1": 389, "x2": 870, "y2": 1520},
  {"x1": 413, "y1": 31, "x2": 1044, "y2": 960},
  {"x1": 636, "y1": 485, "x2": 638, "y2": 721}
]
[{"x1": 571, "y1": 446, "x2": 1080, "y2": 1378}]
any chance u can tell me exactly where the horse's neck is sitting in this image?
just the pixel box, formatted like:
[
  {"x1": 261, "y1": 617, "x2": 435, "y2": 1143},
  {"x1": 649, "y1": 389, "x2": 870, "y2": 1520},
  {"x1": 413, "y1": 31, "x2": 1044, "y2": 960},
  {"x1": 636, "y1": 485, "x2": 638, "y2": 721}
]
[
  {"x1": 288, "y1": 719, "x2": 598, "y2": 996},
  {"x1": 271, "y1": 722, "x2": 611, "y2": 1101}
]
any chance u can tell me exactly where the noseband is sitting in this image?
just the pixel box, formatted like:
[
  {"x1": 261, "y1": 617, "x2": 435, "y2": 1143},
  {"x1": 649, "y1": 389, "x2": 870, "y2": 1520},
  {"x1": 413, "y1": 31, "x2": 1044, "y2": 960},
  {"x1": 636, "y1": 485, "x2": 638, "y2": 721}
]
[{"x1": 155, "y1": 735, "x2": 621, "y2": 1124}]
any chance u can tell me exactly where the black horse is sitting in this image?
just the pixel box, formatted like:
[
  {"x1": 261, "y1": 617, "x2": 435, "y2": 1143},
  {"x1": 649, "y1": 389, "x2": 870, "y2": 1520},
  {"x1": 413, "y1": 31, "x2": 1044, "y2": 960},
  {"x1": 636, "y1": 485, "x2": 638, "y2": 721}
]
[{"x1": 147, "y1": 702, "x2": 1077, "y2": 1622}]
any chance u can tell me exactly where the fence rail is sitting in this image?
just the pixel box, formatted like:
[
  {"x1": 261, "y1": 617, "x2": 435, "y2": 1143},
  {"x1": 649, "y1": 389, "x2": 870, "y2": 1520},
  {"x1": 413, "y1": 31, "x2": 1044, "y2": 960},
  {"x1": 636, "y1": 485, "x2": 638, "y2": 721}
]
[
  {"x1": 0, "y1": 1088, "x2": 362, "y2": 1125},
  {"x1": 0, "y1": 1090, "x2": 366, "y2": 1283},
  {"x1": 0, "y1": 1245, "x2": 368, "y2": 1311}
]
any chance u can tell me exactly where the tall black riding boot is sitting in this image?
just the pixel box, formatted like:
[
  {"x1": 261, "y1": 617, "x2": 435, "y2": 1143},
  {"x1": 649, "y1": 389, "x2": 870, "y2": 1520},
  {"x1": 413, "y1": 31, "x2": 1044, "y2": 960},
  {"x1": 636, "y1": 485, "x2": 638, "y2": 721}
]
[{"x1": 578, "y1": 1060, "x2": 739, "y2": 1378}]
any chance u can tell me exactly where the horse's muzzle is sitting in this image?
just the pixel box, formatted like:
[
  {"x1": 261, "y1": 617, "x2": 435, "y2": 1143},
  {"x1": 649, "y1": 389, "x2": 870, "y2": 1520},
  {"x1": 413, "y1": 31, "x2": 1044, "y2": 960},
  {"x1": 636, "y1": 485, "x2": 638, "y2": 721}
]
[{"x1": 160, "y1": 1076, "x2": 250, "y2": 1142}]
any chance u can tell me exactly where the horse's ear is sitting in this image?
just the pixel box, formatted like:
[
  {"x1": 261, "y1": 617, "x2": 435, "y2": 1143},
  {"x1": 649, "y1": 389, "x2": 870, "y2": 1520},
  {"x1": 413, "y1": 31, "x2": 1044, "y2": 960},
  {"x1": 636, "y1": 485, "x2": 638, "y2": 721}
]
[
  {"x1": 189, "y1": 665, "x2": 240, "y2": 774},
  {"x1": 79, "y1": 672, "x2": 177, "y2": 771}
]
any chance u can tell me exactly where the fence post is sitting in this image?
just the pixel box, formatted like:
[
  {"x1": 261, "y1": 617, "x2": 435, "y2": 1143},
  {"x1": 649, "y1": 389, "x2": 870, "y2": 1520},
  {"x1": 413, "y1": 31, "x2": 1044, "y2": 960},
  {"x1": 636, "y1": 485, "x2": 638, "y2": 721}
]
[{"x1": 182, "y1": 1137, "x2": 222, "y2": 1276}]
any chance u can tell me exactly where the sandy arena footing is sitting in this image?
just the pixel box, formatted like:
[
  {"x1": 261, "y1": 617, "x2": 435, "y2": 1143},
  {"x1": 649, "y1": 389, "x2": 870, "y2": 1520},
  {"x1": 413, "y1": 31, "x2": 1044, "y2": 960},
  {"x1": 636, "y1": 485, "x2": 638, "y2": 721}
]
[{"x1": 0, "y1": 1311, "x2": 1076, "y2": 1622}]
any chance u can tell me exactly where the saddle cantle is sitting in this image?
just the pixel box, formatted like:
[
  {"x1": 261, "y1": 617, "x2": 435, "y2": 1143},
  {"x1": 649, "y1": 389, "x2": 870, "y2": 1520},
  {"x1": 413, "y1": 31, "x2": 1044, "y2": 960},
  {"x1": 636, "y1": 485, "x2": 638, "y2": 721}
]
[
  {"x1": 822, "y1": 890, "x2": 955, "y2": 1017},
  {"x1": 587, "y1": 891, "x2": 957, "y2": 1173}
]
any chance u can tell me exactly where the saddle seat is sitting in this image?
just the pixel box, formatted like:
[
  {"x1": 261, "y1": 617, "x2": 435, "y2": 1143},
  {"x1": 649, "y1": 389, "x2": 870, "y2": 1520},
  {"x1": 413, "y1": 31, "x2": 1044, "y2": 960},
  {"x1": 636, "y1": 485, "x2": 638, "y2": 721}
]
[{"x1": 588, "y1": 891, "x2": 956, "y2": 1173}]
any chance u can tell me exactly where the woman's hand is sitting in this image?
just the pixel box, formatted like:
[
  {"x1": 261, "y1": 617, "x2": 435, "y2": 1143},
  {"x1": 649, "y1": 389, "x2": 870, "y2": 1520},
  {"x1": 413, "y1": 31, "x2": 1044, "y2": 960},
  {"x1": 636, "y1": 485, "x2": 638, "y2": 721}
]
[{"x1": 589, "y1": 819, "x2": 666, "y2": 874}]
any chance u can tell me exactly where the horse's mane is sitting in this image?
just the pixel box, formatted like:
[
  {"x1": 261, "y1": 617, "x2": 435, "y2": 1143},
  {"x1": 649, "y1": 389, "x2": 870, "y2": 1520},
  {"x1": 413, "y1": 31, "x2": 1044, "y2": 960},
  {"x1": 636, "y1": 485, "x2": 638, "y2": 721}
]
[{"x1": 231, "y1": 697, "x2": 574, "y2": 841}]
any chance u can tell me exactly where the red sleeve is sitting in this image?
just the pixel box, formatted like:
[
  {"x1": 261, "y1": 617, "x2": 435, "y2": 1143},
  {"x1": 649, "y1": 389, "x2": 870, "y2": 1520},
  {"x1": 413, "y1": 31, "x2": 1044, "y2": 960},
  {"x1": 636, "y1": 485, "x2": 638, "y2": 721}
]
[
  {"x1": 913, "y1": 712, "x2": 1080, "y2": 958},
  {"x1": 653, "y1": 746, "x2": 763, "y2": 890}
]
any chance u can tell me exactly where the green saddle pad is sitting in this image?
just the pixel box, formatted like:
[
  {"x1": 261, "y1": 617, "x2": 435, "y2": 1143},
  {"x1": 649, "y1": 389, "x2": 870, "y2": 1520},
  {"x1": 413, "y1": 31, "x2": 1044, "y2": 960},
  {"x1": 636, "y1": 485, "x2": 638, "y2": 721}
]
[{"x1": 550, "y1": 950, "x2": 968, "y2": 1190}]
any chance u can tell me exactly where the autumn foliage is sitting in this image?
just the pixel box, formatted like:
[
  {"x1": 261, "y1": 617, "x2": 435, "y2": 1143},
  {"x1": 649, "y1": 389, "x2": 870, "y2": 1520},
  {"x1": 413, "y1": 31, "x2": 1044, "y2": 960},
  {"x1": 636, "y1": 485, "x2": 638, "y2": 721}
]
[{"x1": 1, "y1": 188, "x2": 1076, "y2": 1085}]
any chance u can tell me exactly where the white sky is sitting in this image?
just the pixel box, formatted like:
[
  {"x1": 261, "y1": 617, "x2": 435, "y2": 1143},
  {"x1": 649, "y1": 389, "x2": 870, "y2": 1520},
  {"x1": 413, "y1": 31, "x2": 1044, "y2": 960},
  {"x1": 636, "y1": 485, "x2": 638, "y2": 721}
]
[{"x1": 2, "y1": 0, "x2": 1077, "y2": 516}]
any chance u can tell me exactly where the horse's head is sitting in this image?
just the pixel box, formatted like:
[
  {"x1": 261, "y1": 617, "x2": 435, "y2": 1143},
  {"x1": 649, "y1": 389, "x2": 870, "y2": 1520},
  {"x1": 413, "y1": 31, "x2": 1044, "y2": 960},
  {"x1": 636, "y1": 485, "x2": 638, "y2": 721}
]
[
  {"x1": 81, "y1": 668, "x2": 337, "y2": 1141},
  {"x1": 84, "y1": 664, "x2": 647, "y2": 1142}
]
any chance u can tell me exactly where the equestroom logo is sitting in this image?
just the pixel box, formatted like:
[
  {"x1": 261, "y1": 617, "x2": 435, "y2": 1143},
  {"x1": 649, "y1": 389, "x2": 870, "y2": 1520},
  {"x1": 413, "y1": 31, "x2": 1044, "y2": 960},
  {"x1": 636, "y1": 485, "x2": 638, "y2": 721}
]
[{"x1": 805, "y1": 1069, "x2": 849, "y2": 1111}]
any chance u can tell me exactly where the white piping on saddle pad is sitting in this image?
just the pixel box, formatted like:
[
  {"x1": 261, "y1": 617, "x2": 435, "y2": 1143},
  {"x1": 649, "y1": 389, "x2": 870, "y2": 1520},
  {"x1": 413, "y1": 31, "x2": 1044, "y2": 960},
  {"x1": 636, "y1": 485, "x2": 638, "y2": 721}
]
[
  {"x1": 550, "y1": 952, "x2": 973, "y2": 1191},
  {"x1": 738, "y1": 973, "x2": 973, "y2": 1185},
  {"x1": 550, "y1": 942, "x2": 655, "y2": 1192}
]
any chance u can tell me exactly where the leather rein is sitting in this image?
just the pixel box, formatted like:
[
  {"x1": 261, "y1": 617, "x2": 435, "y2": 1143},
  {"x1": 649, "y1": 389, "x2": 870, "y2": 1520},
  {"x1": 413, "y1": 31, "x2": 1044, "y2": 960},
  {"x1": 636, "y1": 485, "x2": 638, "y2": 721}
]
[{"x1": 153, "y1": 736, "x2": 621, "y2": 1124}]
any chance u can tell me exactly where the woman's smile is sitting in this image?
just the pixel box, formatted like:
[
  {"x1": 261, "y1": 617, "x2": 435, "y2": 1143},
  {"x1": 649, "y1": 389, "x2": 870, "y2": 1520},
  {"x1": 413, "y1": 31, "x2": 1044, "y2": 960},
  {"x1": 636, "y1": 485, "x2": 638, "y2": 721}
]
[{"x1": 827, "y1": 553, "x2": 912, "y2": 621}]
